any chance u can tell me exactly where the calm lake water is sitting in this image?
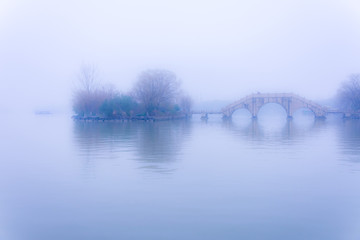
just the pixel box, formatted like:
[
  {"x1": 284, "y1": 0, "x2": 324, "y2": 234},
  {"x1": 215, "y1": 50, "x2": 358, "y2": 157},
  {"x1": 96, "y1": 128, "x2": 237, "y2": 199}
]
[{"x1": 1, "y1": 107, "x2": 360, "y2": 240}]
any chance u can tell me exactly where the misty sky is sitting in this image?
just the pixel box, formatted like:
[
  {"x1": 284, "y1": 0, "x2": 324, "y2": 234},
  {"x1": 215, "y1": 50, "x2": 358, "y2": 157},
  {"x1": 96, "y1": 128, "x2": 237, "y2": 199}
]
[{"x1": 1, "y1": 0, "x2": 360, "y2": 112}]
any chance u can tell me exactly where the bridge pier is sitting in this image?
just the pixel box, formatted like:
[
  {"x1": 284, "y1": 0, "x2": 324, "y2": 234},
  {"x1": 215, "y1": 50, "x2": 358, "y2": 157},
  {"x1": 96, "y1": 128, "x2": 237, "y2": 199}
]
[
  {"x1": 315, "y1": 115, "x2": 326, "y2": 119},
  {"x1": 287, "y1": 107, "x2": 293, "y2": 119},
  {"x1": 200, "y1": 113, "x2": 208, "y2": 120},
  {"x1": 222, "y1": 114, "x2": 231, "y2": 120}
]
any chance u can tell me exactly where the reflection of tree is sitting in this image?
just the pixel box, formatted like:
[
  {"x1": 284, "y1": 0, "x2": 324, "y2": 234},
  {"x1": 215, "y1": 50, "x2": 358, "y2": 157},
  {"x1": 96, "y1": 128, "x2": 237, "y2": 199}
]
[
  {"x1": 337, "y1": 120, "x2": 360, "y2": 164},
  {"x1": 73, "y1": 120, "x2": 192, "y2": 174},
  {"x1": 73, "y1": 121, "x2": 140, "y2": 177},
  {"x1": 133, "y1": 121, "x2": 192, "y2": 174},
  {"x1": 135, "y1": 121, "x2": 191, "y2": 162},
  {"x1": 73, "y1": 121, "x2": 138, "y2": 154}
]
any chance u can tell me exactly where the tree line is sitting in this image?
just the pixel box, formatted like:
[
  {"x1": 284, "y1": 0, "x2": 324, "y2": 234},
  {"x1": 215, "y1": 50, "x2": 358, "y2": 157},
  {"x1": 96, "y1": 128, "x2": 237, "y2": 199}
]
[
  {"x1": 73, "y1": 65, "x2": 360, "y2": 119},
  {"x1": 73, "y1": 65, "x2": 192, "y2": 119},
  {"x1": 338, "y1": 74, "x2": 360, "y2": 113}
]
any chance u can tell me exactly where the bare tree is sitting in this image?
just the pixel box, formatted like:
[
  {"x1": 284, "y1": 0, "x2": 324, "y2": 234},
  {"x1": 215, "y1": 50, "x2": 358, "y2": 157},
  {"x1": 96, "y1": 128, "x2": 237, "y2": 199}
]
[
  {"x1": 72, "y1": 64, "x2": 115, "y2": 116},
  {"x1": 338, "y1": 74, "x2": 360, "y2": 112},
  {"x1": 75, "y1": 64, "x2": 99, "y2": 93},
  {"x1": 179, "y1": 94, "x2": 193, "y2": 114},
  {"x1": 133, "y1": 69, "x2": 180, "y2": 115}
]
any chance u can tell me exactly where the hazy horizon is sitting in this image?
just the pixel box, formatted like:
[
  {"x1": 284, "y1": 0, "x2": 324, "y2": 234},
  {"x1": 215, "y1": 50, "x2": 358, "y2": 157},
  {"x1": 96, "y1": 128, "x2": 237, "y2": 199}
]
[{"x1": 1, "y1": 0, "x2": 360, "y2": 113}]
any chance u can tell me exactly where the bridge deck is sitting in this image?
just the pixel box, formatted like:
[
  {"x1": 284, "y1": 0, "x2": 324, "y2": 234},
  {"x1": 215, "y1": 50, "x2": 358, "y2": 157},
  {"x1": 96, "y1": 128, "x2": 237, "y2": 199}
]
[
  {"x1": 192, "y1": 93, "x2": 348, "y2": 117},
  {"x1": 191, "y1": 111, "x2": 222, "y2": 114}
]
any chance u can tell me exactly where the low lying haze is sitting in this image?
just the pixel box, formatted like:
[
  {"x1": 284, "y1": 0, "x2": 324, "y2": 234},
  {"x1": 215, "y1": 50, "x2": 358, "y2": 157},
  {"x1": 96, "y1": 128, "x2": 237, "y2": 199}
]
[{"x1": 1, "y1": 0, "x2": 360, "y2": 112}]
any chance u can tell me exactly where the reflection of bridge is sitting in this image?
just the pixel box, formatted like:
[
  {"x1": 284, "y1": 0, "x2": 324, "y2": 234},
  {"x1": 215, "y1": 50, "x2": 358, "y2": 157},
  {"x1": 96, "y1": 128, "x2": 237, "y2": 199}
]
[{"x1": 194, "y1": 93, "x2": 345, "y2": 119}]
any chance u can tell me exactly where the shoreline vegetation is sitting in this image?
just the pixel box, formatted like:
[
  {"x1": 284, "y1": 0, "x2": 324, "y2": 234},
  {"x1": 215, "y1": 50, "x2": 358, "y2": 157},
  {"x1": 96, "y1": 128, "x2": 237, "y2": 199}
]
[
  {"x1": 72, "y1": 66, "x2": 192, "y2": 121},
  {"x1": 72, "y1": 66, "x2": 360, "y2": 121},
  {"x1": 72, "y1": 113, "x2": 190, "y2": 122}
]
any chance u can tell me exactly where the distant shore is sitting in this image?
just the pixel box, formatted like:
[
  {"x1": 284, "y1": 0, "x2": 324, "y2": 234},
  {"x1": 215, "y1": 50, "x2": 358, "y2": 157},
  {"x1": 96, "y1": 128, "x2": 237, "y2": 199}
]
[{"x1": 72, "y1": 114, "x2": 191, "y2": 122}]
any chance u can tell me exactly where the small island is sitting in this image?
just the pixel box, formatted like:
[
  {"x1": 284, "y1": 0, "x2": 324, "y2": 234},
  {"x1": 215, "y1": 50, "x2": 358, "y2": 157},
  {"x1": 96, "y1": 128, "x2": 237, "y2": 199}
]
[
  {"x1": 72, "y1": 66, "x2": 192, "y2": 121},
  {"x1": 73, "y1": 66, "x2": 360, "y2": 121}
]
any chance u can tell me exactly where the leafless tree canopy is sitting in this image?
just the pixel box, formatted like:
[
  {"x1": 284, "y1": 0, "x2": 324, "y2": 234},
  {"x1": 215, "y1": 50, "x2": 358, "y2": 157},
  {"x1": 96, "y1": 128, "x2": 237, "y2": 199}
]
[
  {"x1": 72, "y1": 65, "x2": 116, "y2": 116},
  {"x1": 133, "y1": 69, "x2": 181, "y2": 115},
  {"x1": 338, "y1": 74, "x2": 360, "y2": 112},
  {"x1": 72, "y1": 67, "x2": 192, "y2": 118},
  {"x1": 76, "y1": 64, "x2": 99, "y2": 93},
  {"x1": 179, "y1": 94, "x2": 193, "y2": 114}
]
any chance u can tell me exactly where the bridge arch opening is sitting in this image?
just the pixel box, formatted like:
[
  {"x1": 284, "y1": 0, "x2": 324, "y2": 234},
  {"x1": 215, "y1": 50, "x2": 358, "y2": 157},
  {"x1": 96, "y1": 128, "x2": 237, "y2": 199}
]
[
  {"x1": 257, "y1": 103, "x2": 288, "y2": 119},
  {"x1": 292, "y1": 107, "x2": 316, "y2": 124},
  {"x1": 231, "y1": 108, "x2": 252, "y2": 120},
  {"x1": 257, "y1": 103, "x2": 288, "y2": 131}
]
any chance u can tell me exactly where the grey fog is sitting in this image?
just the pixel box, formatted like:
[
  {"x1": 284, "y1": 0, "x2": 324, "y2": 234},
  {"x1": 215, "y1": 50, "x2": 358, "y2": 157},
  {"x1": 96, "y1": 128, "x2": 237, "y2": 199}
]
[
  {"x1": 1, "y1": 1, "x2": 360, "y2": 240},
  {"x1": 1, "y1": 0, "x2": 360, "y2": 112}
]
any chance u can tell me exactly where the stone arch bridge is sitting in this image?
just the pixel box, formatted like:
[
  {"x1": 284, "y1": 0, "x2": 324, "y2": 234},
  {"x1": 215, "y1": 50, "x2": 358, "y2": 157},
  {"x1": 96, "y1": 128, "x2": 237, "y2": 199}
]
[{"x1": 195, "y1": 93, "x2": 336, "y2": 119}]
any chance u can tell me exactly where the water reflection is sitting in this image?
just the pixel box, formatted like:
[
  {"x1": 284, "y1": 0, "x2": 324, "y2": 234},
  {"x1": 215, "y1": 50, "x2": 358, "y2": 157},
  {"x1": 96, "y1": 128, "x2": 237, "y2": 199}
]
[
  {"x1": 73, "y1": 120, "x2": 192, "y2": 174},
  {"x1": 3, "y1": 114, "x2": 360, "y2": 240},
  {"x1": 336, "y1": 119, "x2": 360, "y2": 165},
  {"x1": 134, "y1": 121, "x2": 192, "y2": 174},
  {"x1": 222, "y1": 117, "x2": 327, "y2": 143}
]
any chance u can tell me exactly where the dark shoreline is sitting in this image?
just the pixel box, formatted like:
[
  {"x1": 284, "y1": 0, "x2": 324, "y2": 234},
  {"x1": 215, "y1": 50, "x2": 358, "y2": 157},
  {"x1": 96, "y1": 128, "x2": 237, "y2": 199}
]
[{"x1": 72, "y1": 114, "x2": 191, "y2": 122}]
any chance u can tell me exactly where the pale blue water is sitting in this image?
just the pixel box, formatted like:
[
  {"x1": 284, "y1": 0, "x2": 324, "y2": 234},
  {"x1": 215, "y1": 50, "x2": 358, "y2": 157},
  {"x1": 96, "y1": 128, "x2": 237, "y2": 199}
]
[{"x1": 0, "y1": 109, "x2": 360, "y2": 240}]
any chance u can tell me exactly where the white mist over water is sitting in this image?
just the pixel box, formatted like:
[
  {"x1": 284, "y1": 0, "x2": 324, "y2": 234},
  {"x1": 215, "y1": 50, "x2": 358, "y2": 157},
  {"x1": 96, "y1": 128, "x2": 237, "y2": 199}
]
[
  {"x1": 0, "y1": 112, "x2": 360, "y2": 240},
  {"x1": 1, "y1": 1, "x2": 360, "y2": 239},
  {"x1": 1, "y1": 0, "x2": 360, "y2": 112}
]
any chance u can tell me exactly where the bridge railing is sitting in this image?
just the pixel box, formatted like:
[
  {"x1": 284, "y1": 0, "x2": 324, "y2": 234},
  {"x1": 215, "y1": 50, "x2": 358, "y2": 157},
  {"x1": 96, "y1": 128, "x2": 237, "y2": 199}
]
[
  {"x1": 191, "y1": 110, "x2": 222, "y2": 114},
  {"x1": 221, "y1": 92, "x2": 329, "y2": 113},
  {"x1": 290, "y1": 93, "x2": 326, "y2": 110}
]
